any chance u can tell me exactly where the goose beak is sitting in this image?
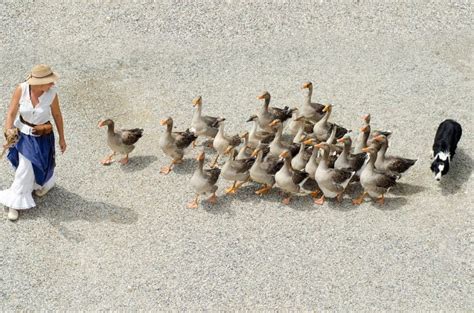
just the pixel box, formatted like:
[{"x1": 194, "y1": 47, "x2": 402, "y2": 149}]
[
  {"x1": 196, "y1": 152, "x2": 205, "y2": 161},
  {"x1": 314, "y1": 143, "x2": 323, "y2": 149},
  {"x1": 192, "y1": 96, "x2": 201, "y2": 106},
  {"x1": 362, "y1": 114, "x2": 370, "y2": 121},
  {"x1": 322, "y1": 104, "x2": 332, "y2": 112},
  {"x1": 362, "y1": 147, "x2": 370, "y2": 153},
  {"x1": 303, "y1": 138, "x2": 313, "y2": 145},
  {"x1": 98, "y1": 120, "x2": 105, "y2": 128},
  {"x1": 302, "y1": 82, "x2": 311, "y2": 89},
  {"x1": 159, "y1": 119, "x2": 168, "y2": 126},
  {"x1": 336, "y1": 137, "x2": 345, "y2": 143},
  {"x1": 269, "y1": 119, "x2": 279, "y2": 127},
  {"x1": 250, "y1": 149, "x2": 260, "y2": 157},
  {"x1": 257, "y1": 95, "x2": 265, "y2": 100},
  {"x1": 279, "y1": 150, "x2": 289, "y2": 159},
  {"x1": 373, "y1": 135, "x2": 384, "y2": 142},
  {"x1": 224, "y1": 146, "x2": 233, "y2": 155},
  {"x1": 360, "y1": 125, "x2": 369, "y2": 132}
]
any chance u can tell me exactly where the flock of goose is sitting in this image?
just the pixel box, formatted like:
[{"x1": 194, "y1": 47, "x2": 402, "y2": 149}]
[{"x1": 98, "y1": 81, "x2": 418, "y2": 208}]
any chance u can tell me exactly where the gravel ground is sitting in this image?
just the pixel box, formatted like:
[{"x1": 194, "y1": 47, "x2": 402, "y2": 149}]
[{"x1": 0, "y1": 1, "x2": 473, "y2": 310}]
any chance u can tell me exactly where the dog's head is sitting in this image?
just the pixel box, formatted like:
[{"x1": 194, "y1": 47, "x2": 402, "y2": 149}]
[{"x1": 430, "y1": 152, "x2": 450, "y2": 181}]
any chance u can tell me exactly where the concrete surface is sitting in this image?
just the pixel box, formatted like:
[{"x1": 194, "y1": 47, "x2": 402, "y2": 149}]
[{"x1": 0, "y1": 1, "x2": 472, "y2": 310}]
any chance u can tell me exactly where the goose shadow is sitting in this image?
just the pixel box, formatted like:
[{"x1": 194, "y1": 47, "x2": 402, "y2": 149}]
[
  {"x1": 172, "y1": 158, "x2": 196, "y2": 175},
  {"x1": 438, "y1": 149, "x2": 472, "y2": 196},
  {"x1": 120, "y1": 155, "x2": 158, "y2": 172},
  {"x1": 22, "y1": 186, "x2": 138, "y2": 242},
  {"x1": 389, "y1": 182, "x2": 427, "y2": 196}
]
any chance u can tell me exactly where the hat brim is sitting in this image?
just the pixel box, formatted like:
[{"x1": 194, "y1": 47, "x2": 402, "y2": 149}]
[{"x1": 27, "y1": 72, "x2": 59, "y2": 85}]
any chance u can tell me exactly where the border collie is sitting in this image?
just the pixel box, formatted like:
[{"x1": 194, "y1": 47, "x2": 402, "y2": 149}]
[{"x1": 430, "y1": 119, "x2": 462, "y2": 181}]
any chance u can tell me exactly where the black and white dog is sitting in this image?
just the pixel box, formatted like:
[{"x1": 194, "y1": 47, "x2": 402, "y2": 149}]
[{"x1": 430, "y1": 119, "x2": 462, "y2": 181}]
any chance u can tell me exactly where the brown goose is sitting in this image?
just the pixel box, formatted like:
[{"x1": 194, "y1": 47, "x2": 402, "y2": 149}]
[
  {"x1": 274, "y1": 150, "x2": 309, "y2": 204},
  {"x1": 188, "y1": 151, "x2": 221, "y2": 208},
  {"x1": 353, "y1": 146, "x2": 398, "y2": 205},
  {"x1": 268, "y1": 119, "x2": 300, "y2": 157},
  {"x1": 312, "y1": 104, "x2": 348, "y2": 142},
  {"x1": 190, "y1": 96, "x2": 219, "y2": 147},
  {"x1": 313, "y1": 142, "x2": 354, "y2": 205},
  {"x1": 354, "y1": 123, "x2": 371, "y2": 154},
  {"x1": 334, "y1": 134, "x2": 366, "y2": 173},
  {"x1": 236, "y1": 131, "x2": 253, "y2": 160},
  {"x1": 246, "y1": 115, "x2": 275, "y2": 148},
  {"x1": 286, "y1": 109, "x2": 314, "y2": 137},
  {"x1": 98, "y1": 119, "x2": 143, "y2": 165},
  {"x1": 159, "y1": 117, "x2": 197, "y2": 174},
  {"x1": 211, "y1": 118, "x2": 241, "y2": 167},
  {"x1": 373, "y1": 135, "x2": 417, "y2": 175},
  {"x1": 256, "y1": 91, "x2": 294, "y2": 132},
  {"x1": 221, "y1": 146, "x2": 255, "y2": 194},
  {"x1": 249, "y1": 145, "x2": 283, "y2": 196},
  {"x1": 301, "y1": 81, "x2": 325, "y2": 122}
]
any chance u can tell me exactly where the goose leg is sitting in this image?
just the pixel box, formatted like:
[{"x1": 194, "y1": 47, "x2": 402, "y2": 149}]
[
  {"x1": 225, "y1": 182, "x2": 237, "y2": 194},
  {"x1": 160, "y1": 159, "x2": 182, "y2": 175},
  {"x1": 282, "y1": 194, "x2": 292, "y2": 205},
  {"x1": 209, "y1": 154, "x2": 220, "y2": 168},
  {"x1": 352, "y1": 192, "x2": 367, "y2": 205},
  {"x1": 233, "y1": 178, "x2": 250, "y2": 192},
  {"x1": 119, "y1": 154, "x2": 129, "y2": 165},
  {"x1": 376, "y1": 194, "x2": 385, "y2": 205},
  {"x1": 187, "y1": 194, "x2": 199, "y2": 209},
  {"x1": 100, "y1": 152, "x2": 116, "y2": 165},
  {"x1": 256, "y1": 184, "x2": 272, "y2": 195},
  {"x1": 336, "y1": 192, "x2": 344, "y2": 203},
  {"x1": 207, "y1": 192, "x2": 217, "y2": 204},
  {"x1": 313, "y1": 195, "x2": 325, "y2": 205},
  {"x1": 310, "y1": 190, "x2": 319, "y2": 199}
]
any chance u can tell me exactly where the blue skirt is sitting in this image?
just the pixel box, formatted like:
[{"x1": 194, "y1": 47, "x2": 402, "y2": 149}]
[{"x1": 7, "y1": 132, "x2": 55, "y2": 186}]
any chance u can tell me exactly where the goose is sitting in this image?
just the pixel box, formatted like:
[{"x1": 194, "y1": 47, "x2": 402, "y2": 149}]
[
  {"x1": 98, "y1": 119, "x2": 143, "y2": 165},
  {"x1": 352, "y1": 146, "x2": 398, "y2": 205},
  {"x1": 188, "y1": 151, "x2": 221, "y2": 208},
  {"x1": 159, "y1": 117, "x2": 197, "y2": 174}
]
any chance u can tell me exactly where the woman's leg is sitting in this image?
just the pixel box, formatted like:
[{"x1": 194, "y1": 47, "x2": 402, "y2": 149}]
[{"x1": 0, "y1": 153, "x2": 36, "y2": 220}]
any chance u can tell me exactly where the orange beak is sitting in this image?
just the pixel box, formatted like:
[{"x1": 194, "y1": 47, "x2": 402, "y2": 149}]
[
  {"x1": 302, "y1": 82, "x2": 311, "y2": 89},
  {"x1": 360, "y1": 125, "x2": 369, "y2": 132},
  {"x1": 196, "y1": 152, "x2": 205, "y2": 161},
  {"x1": 98, "y1": 120, "x2": 104, "y2": 128},
  {"x1": 373, "y1": 135, "x2": 384, "y2": 142},
  {"x1": 303, "y1": 138, "x2": 313, "y2": 145},
  {"x1": 159, "y1": 119, "x2": 168, "y2": 126},
  {"x1": 322, "y1": 104, "x2": 332, "y2": 113},
  {"x1": 257, "y1": 95, "x2": 265, "y2": 100},
  {"x1": 269, "y1": 119, "x2": 280, "y2": 127},
  {"x1": 336, "y1": 137, "x2": 345, "y2": 143},
  {"x1": 314, "y1": 143, "x2": 323, "y2": 149},
  {"x1": 279, "y1": 150, "x2": 289, "y2": 159},
  {"x1": 224, "y1": 146, "x2": 233, "y2": 154},
  {"x1": 250, "y1": 148, "x2": 260, "y2": 157}
]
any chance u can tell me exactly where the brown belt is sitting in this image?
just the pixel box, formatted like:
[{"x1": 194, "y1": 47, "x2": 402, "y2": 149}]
[
  {"x1": 20, "y1": 115, "x2": 53, "y2": 136},
  {"x1": 20, "y1": 115, "x2": 50, "y2": 127}
]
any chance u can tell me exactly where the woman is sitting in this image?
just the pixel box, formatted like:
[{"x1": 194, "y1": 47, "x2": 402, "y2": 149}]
[{"x1": 0, "y1": 64, "x2": 66, "y2": 221}]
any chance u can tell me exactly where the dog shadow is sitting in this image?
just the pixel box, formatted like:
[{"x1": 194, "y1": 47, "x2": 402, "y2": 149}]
[
  {"x1": 120, "y1": 155, "x2": 157, "y2": 172},
  {"x1": 22, "y1": 186, "x2": 138, "y2": 242},
  {"x1": 439, "y1": 149, "x2": 472, "y2": 195}
]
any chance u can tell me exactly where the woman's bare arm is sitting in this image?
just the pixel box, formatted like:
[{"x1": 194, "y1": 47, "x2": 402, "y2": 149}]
[{"x1": 4, "y1": 85, "x2": 21, "y2": 130}]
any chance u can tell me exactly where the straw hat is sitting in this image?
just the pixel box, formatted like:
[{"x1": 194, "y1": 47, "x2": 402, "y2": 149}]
[{"x1": 26, "y1": 64, "x2": 59, "y2": 85}]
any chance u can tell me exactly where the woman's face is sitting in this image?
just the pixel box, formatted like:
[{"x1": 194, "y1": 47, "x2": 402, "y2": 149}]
[{"x1": 33, "y1": 82, "x2": 54, "y2": 92}]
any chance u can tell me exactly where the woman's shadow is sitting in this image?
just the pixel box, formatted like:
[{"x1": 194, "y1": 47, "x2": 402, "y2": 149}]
[
  {"x1": 438, "y1": 149, "x2": 472, "y2": 195},
  {"x1": 22, "y1": 186, "x2": 138, "y2": 242}
]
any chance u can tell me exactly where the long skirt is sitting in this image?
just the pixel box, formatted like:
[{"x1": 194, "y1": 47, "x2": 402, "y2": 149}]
[{"x1": 0, "y1": 132, "x2": 56, "y2": 210}]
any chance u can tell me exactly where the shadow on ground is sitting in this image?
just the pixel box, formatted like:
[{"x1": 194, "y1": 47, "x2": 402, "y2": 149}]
[
  {"x1": 21, "y1": 186, "x2": 138, "y2": 242},
  {"x1": 120, "y1": 155, "x2": 158, "y2": 172},
  {"x1": 439, "y1": 149, "x2": 472, "y2": 195}
]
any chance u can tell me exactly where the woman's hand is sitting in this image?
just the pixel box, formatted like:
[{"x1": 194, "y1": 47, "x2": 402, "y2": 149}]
[{"x1": 59, "y1": 137, "x2": 67, "y2": 154}]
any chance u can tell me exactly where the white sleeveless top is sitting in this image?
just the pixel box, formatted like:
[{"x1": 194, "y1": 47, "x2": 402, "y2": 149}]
[{"x1": 14, "y1": 82, "x2": 57, "y2": 135}]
